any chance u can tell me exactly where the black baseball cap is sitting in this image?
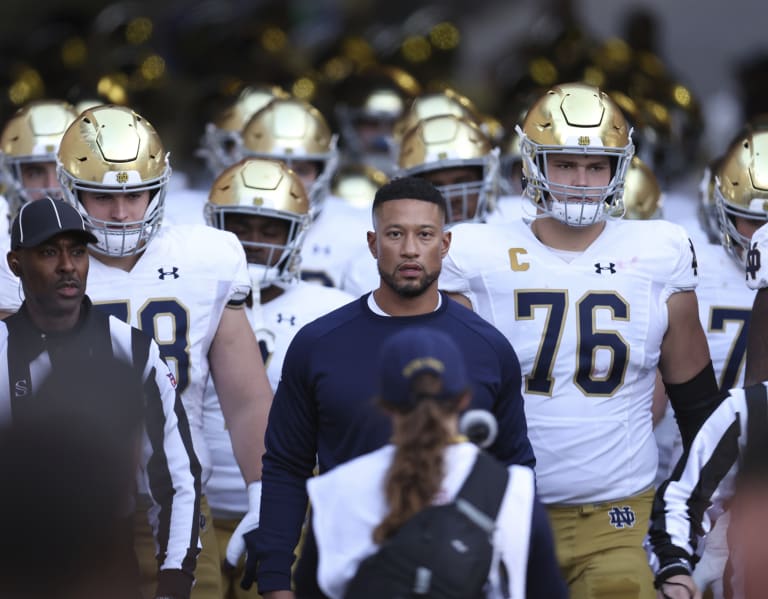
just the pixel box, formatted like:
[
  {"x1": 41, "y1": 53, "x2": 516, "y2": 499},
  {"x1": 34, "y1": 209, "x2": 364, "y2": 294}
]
[
  {"x1": 378, "y1": 327, "x2": 469, "y2": 409},
  {"x1": 10, "y1": 197, "x2": 98, "y2": 250}
]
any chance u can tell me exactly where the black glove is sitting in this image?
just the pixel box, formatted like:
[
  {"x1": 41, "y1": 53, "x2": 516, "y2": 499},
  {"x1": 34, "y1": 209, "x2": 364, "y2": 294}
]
[{"x1": 240, "y1": 527, "x2": 260, "y2": 590}]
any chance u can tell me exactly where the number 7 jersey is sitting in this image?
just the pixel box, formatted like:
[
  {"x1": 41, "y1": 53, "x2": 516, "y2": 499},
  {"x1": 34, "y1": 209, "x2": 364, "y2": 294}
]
[{"x1": 440, "y1": 218, "x2": 698, "y2": 504}]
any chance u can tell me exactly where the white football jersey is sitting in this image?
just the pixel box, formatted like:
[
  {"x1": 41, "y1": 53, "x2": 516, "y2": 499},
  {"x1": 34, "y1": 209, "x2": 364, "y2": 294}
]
[
  {"x1": 0, "y1": 195, "x2": 9, "y2": 241},
  {"x1": 163, "y1": 187, "x2": 208, "y2": 227},
  {"x1": 440, "y1": 218, "x2": 698, "y2": 504},
  {"x1": 203, "y1": 280, "x2": 354, "y2": 514},
  {"x1": 85, "y1": 224, "x2": 250, "y2": 487},
  {"x1": 300, "y1": 195, "x2": 371, "y2": 288},
  {"x1": 696, "y1": 241, "x2": 755, "y2": 389},
  {"x1": 746, "y1": 220, "x2": 768, "y2": 290},
  {"x1": 0, "y1": 236, "x2": 17, "y2": 313},
  {"x1": 662, "y1": 189, "x2": 711, "y2": 249},
  {"x1": 340, "y1": 250, "x2": 378, "y2": 297}
]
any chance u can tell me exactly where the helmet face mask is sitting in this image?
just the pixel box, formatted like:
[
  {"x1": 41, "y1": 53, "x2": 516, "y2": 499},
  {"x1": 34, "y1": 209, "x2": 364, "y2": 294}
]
[
  {"x1": 56, "y1": 105, "x2": 171, "y2": 257},
  {"x1": 205, "y1": 158, "x2": 311, "y2": 288},
  {"x1": 397, "y1": 114, "x2": 500, "y2": 226},
  {"x1": 0, "y1": 100, "x2": 79, "y2": 215},
  {"x1": 241, "y1": 98, "x2": 338, "y2": 220},
  {"x1": 698, "y1": 163, "x2": 722, "y2": 244},
  {"x1": 518, "y1": 83, "x2": 635, "y2": 227},
  {"x1": 715, "y1": 130, "x2": 768, "y2": 266}
]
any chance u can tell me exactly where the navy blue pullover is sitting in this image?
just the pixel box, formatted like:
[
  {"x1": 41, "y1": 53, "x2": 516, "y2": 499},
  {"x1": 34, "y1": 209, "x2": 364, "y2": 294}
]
[{"x1": 252, "y1": 293, "x2": 535, "y2": 592}]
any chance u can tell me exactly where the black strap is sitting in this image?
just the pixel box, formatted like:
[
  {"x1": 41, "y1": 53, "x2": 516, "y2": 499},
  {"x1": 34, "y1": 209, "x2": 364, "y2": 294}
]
[
  {"x1": 455, "y1": 450, "x2": 510, "y2": 522},
  {"x1": 4, "y1": 312, "x2": 35, "y2": 419},
  {"x1": 743, "y1": 383, "x2": 768, "y2": 475}
]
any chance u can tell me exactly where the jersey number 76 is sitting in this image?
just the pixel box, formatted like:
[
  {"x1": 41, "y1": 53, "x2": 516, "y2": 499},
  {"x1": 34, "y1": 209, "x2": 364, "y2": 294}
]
[{"x1": 515, "y1": 290, "x2": 630, "y2": 397}]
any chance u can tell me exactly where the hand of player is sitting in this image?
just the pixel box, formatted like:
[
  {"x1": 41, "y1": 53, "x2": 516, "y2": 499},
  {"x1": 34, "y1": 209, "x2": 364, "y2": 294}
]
[
  {"x1": 656, "y1": 574, "x2": 701, "y2": 599},
  {"x1": 263, "y1": 592, "x2": 295, "y2": 599},
  {"x1": 224, "y1": 481, "x2": 261, "y2": 568}
]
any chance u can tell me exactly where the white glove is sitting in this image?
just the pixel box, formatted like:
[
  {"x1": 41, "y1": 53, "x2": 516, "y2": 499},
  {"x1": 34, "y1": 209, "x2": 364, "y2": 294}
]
[{"x1": 225, "y1": 481, "x2": 262, "y2": 567}]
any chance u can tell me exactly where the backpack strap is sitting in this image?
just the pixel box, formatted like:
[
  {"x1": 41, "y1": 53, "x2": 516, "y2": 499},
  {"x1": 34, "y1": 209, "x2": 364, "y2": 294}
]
[{"x1": 454, "y1": 450, "x2": 510, "y2": 533}]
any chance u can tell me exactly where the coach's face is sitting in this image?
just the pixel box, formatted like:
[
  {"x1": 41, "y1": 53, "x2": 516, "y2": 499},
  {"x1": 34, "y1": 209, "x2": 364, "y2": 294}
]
[
  {"x1": 9, "y1": 233, "x2": 89, "y2": 330},
  {"x1": 369, "y1": 198, "x2": 450, "y2": 298}
]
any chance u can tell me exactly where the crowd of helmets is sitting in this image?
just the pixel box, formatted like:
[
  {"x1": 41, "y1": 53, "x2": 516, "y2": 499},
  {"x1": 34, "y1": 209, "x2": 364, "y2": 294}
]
[{"x1": 0, "y1": 1, "x2": 766, "y2": 275}]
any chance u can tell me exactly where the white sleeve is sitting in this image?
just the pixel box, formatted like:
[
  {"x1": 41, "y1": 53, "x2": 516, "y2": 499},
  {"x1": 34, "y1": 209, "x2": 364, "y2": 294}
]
[
  {"x1": 662, "y1": 226, "x2": 699, "y2": 301},
  {"x1": 141, "y1": 337, "x2": 202, "y2": 573},
  {"x1": 439, "y1": 249, "x2": 472, "y2": 297}
]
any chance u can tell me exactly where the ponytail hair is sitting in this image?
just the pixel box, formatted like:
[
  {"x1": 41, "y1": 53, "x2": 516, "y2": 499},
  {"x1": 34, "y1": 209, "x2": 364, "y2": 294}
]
[{"x1": 373, "y1": 372, "x2": 466, "y2": 543}]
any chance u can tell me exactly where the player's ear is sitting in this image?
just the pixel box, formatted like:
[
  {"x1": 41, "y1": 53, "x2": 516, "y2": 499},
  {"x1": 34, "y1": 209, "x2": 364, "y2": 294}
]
[
  {"x1": 7, "y1": 251, "x2": 21, "y2": 277},
  {"x1": 367, "y1": 231, "x2": 377, "y2": 259},
  {"x1": 441, "y1": 230, "x2": 451, "y2": 258}
]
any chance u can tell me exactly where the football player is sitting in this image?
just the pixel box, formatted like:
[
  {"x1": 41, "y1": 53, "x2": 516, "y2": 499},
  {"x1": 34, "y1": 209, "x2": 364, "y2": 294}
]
[
  {"x1": 164, "y1": 85, "x2": 290, "y2": 229},
  {"x1": 49, "y1": 105, "x2": 271, "y2": 599},
  {"x1": 333, "y1": 64, "x2": 421, "y2": 176},
  {"x1": 240, "y1": 96, "x2": 369, "y2": 288},
  {"x1": 653, "y1": 129, "x2": 768, "y2": 599},
  {"x1": 0, "y1": 100, "x2": 79, "y2": 237},
  {"x1": 438, "y1": 82, "x2": 719, "y2": 599},
  {"x1": 203, "y1": 157, "x2": 354, "y2": 596}
]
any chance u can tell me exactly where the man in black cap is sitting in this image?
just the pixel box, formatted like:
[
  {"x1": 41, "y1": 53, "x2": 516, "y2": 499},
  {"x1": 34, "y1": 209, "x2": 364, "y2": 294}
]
[{"x1": 0, "y1": 197, "x2": 202, "y2": 599}]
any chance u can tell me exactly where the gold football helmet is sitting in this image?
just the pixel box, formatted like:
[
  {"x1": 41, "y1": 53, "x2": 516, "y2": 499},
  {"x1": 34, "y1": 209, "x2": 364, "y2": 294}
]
[
  {"x1": 198, "y1": 84, "x2": 290, "y2": 177},
  {"x1": 622, "y1": 157, "x2": 662, "y2": 220},
  {"x1": 398, "y1": 114, "x2": 500, "y2": 225},
  {"x1": 57, "y1": 105, "x2": 171, "y2": 257},
  {"x1": 241, "y1": 97, "x2": 338, "y2": 219},
  {"x1": 518, "y1": 82, "x2": 634, "y2": 226},
  {"x1": 0, "y1": 100, "x2": 79, "y2": 213},
  {"x1": 393, "y1": 89, "x2": 480, "y2": 144},
  {"x1": 715, "y1": 129, "x2": 768, "y2": 265},
  {"x1": 331, "y1": 164, "x2": 388, "y2": 209},
  {"x1": 206, "y1": 158, "x2": 310, "y2": 288}
]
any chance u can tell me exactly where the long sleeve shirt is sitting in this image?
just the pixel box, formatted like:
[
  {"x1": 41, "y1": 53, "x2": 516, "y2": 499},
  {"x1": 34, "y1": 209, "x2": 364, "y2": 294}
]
[
  {"x1": 0, "y1": 297, "x2": 202, "y2": 598},
  {"x1": 253, "y1": 292, "x2": 535, "y2": 592}
]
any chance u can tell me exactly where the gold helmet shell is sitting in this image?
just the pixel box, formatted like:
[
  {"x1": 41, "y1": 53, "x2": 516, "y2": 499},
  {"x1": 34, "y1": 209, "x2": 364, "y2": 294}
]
[
  {"x1": 198, "y1": 84, "x2": 290, "y2": 177},
  {"x1": 397, "y1": 114, "x2": 500, "y2": 225},
  {"x1": 715, "y1": 128, "x2": 768, "y2": 264},
  {"x1": 206, "y1": 158, "x2": 310, "y2": 287},
  {"x1": 331, "y1": 164, "x2": 388, "y2": 209},
  {"x1": 57, "y1": 104, "x2": 171, "y2": 257},
  {"x1": 393, "y1": 89, "x2": 480, "y2": 144},
  {"x1": 622, "y1": 157, "x2": 662, "y2": 220},
  {"x1": 0, "y1": 99, "x2": 79, "y2": 211},
  {"x1": 518, "y1": 82, "x2": 634, "y2": 227},
  {"x1": 241, "y1": 97, "x2": 338, "y2": 218}
]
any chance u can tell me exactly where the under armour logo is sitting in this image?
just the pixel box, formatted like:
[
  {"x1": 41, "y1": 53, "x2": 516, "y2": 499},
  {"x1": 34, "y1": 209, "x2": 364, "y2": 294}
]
[
  {"x1": 312, "y1": 244, "x2": 332, "y2": 255},
  {"x1": 747, "y1": 242, "x2": 761, "y2": 281},
  {"x1": 594, "y1": 262, "x2": 616, "y2": 274},
  {"x1": 14, "y1": 379, "x2": 29, "y2": 398},
  {"x1": 689, "y1": 238, "x2": 699, "y2": 276},
  {"x1": 276, "y1": 313, "x2": 296, "y2": 326},
  {"x1": 158, "y1": 266, "x2": 180, "y2": 280},
  {"x1": 608, "y1": 506, "x2": 636, "y2": 529}
]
